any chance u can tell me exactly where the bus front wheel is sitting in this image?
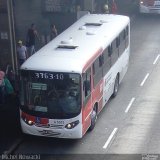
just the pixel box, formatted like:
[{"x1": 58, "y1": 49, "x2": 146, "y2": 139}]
[{"x1": 89, "y1": 108, "x2": 97, "y2": 131}]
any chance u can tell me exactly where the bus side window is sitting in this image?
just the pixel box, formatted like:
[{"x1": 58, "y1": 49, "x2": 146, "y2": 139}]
[
  {"x1": 111, "y1": 40, "x2": 118, "y2": 66},
  {"x1": 99, "y1": 54, "x2": 104, "y2": 67},
  {"x1": 108, "y1": 44, "x2": 112, "y2": 57},
  {"x1": 119, "y1": 30, "x2": 126, "y2": 56},
  {"x1": 83, "y1": 68, "x2": 91, "y2": 105},
  {"x1": 102, "y1": 48, "x2": 111, "y2": 75},
  {"x1": 93, "y1": 56, "x2": 103, "y2": 87},
  {"x1": 123, "y1": 29, "x2": 126, "y2": 40},
  {"x1": 125, "y1": 26, "x2": 129, "y2": 48},
  {"x1": 116, "y1": 37, "x2": 120, "y2": 48}
]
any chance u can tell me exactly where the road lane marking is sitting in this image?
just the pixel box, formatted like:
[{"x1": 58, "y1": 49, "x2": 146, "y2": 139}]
[
  {"x1": 125, "y1": 97, "x2": 135, "y2": 113},
  {"x1": 103, "y1": 128, "x2": 118, "y2": 149},
  {"x1": 153, "y1": 54, "x2": 160, "y2": 65},
  {"x1": 140, "y1": 73, "x2": 149, "y2": 87}
]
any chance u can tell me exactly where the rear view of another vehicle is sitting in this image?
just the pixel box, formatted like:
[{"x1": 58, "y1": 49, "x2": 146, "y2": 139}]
[{"x1": 140, "y1": 0, "x2": 160, "y2": 14}]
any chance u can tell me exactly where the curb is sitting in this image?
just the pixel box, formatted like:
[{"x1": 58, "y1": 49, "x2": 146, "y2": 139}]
[{"x1": 3, "y1": 137, "x2": 24, "y2": 155}]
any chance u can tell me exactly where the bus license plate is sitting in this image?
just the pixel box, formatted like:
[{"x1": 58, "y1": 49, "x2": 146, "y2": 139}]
[{"x1": 53, "y1": 120, "x2": 64, "y2": 125}]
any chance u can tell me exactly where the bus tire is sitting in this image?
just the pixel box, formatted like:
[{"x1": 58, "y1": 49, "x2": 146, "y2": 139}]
[
  {"x1": 112, "y1": 75, "x2": 119, "y2": 98},
  {"x1": 89, "y1": 108, "x2": 97, "y2": 131}
]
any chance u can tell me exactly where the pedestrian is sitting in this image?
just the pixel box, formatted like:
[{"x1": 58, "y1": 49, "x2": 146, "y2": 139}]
[
  {"x1": 0, "y1": 70, "x2": 14, "y2": 106},
  {"x1": 103, "y1": 3, "x2": 109, "y2": 14},
  {"x1": 50, "y1": 24, "x2": 58, "y2": 40},
  {"x1": 0, "y1": 71, "x2": 6, "y2": 105},
  {"x1": 111, "y1": 0, "x2": 118, "y2": 14},
  {"x1": 103, "y1": 0, "x2": 110, "y2": 14},
  {"x1": 17, "y1": 40, "x2": 28, "y2": 66},
  {"x1": 5, "y1": 64, "x2": 16, "y2": 91},
  {"x1": 26, "y1": 23, "x2": 39, "y2": 57}
]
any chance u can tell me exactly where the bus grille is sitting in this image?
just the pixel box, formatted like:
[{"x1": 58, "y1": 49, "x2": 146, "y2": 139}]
[
  {"x1": 50, "y1": 124, "x2": 64, "y2": 129},
  {"x1": 35, "y1": 123, "x2": 64, "y2": 129}
]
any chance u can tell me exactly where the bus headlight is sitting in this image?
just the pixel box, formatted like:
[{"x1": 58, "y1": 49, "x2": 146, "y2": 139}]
[
  {"x1": 22, "y1": 117, "x2": 34, "y2": 126},
  {"x1": 28, "y1": 120, "x2": 34, "y2": 126},
  {"x1": 65, "y1": 120, "x2": 79, "y2": 129}
]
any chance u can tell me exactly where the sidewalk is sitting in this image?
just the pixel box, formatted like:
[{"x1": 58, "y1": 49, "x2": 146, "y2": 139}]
[{"x1": 0, "y1": 96, "x2": 22, "y2": 154}]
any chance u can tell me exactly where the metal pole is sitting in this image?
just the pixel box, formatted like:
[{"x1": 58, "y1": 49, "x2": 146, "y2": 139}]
[
  {"x1": 7, "y1": 0, "x2": 15, "y2": 72},
  {"x1": 10, "y1": 0, "x2": 18, "y2": 74}
]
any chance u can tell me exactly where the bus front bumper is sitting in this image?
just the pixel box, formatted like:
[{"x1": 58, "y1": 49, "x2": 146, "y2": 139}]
[{"x1": 20, "y1": 119, "x2": 83, "y2": 139}]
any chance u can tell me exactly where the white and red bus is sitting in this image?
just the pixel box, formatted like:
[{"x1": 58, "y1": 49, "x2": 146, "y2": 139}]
[
  {"x1": 139, "y1": 0, "x2": 160, "y2": 14},
  {"x1": 20, "y1": 14, "x2": 130, "y2": 139}
]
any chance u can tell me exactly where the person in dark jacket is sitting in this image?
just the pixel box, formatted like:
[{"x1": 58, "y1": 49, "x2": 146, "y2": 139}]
[
  {"x1": 111, "y1": 0, "x2": 118, "y2": 14},
  {"x1": 50, "y1": 24, "x2": 58, "y2": 40},
  {"x1": 26, "y1": 23, "x2": 39, "y2": 57}
]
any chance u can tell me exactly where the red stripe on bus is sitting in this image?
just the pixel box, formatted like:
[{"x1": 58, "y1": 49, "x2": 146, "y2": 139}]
[{"x1": 82, "y1": 47, "x2": 103, "y2": 72}]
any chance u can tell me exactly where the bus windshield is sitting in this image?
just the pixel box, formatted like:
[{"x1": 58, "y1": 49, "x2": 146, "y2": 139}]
[{"x1": 20, "y1": 70, "x2": 81, "y2": 119}]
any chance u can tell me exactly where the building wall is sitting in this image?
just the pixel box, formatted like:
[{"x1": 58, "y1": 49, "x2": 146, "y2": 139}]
[
  {"x1": 14, "y1": 0, "x2": 137, "y2": 50},
  {"x1": 14, "y1": 0, "x2": 77, "y2": 51},
  {"x1": 0, "y1": 0, "x2": 11, "y2": 71}
]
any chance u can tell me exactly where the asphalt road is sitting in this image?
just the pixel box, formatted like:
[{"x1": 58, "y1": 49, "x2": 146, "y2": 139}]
[
  {"x1": 107, "y1": 15, "x2": 160, "y2": 154},
  {"x1": 1, "y1": 14, "x2": 160, "y2": 160}
]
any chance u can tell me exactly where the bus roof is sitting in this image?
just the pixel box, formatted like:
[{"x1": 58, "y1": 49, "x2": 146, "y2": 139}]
[{"x1": 21, "y1": 14, "x2": 130, "y2": 74}]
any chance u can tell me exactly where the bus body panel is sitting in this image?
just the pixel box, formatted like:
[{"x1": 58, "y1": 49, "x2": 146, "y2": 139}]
[
  {"x1": 82, "y1": 97, "x2": 92, "y2": 136},
  {"x1": 20, "y1": 14, "x2": 130, "y2": 139}
]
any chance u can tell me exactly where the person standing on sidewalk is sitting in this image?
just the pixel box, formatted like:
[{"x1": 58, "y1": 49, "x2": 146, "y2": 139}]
[
  {"x1": 0, "y1": 71, "x2": 5, "y2": 105},
  {"x1": 26, "y1": 23, "x2": 39, "y2": 57},
  {"x1": 17, "y1": 40, "x2": 28, "y2": 66},
  {"x1": 103, "y1": 4, "x2": 109, "y2": 13},
  {"x1": 0, "y1": 70, "x2": 14, "y2": 106},
  {"x1": 103, "y1": 0, "x2": 110, "y2": 14},
  {"x1": 111, "y1": 0, "x2": 118, "y2": 14},
  {"x1": 50, "y1": 24, "x2": 58, "y2": 40}
]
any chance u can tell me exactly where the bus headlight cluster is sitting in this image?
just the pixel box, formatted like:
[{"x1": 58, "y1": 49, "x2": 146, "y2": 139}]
[
  {"x1": 22, "y1": 117, "x2": 34, "y2": 126},
  {"x1": 65, "y1": 120, "x2": 79, "y2": 129}
]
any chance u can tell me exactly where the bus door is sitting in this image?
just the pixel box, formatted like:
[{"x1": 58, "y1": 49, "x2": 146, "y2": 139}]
[
  {"x1": 92, "y1": 55, "x2": 104, "y2": 113},
  {"x1": 82, "y1": 68, "x2": 92, "y2": 135},
  {"x1": 102, "y1": 47, "x2": 112, "y2": 105}
]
